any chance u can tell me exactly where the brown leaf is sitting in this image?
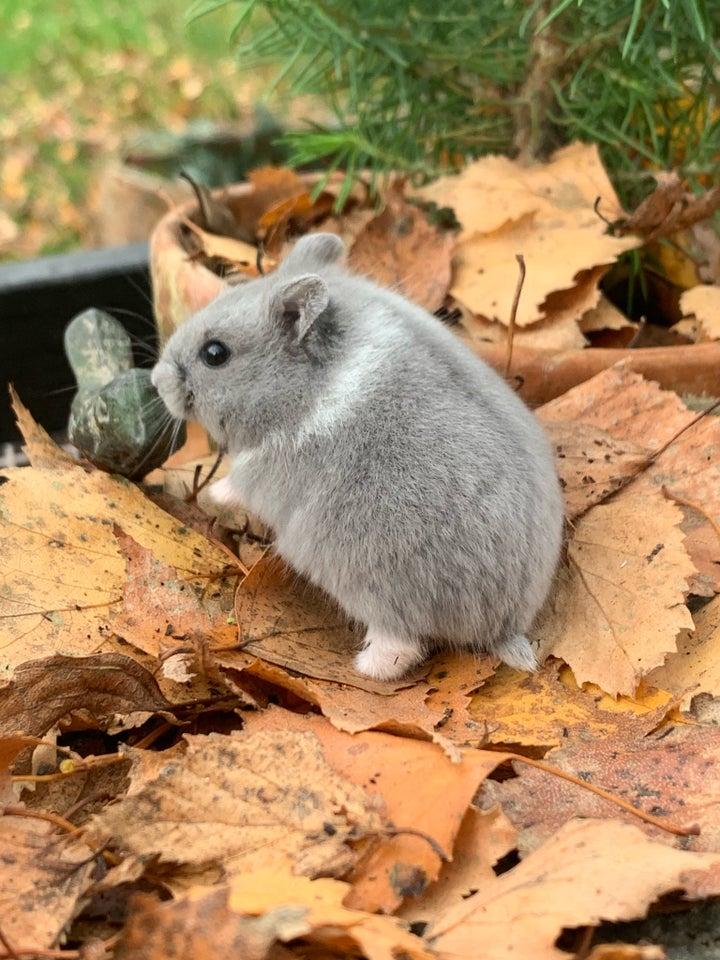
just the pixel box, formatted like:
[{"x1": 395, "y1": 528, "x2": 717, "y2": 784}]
[
  {"x1": 242, "y1": 707, "x2": 510, "y2": 914},
  {"x1": 616, "y1": 173, "x2": 720, "y2": 243},
  {"x1": 89, "y1": 728, "x2": 386, "y2": 880},
  {"x1": 428, "y1": 819, "x2": 720, "y2": 960},
  {"x1": 180, "y1": 215, "x2": 264, "y2": 276},
  {"x1": 468, "y1": 660, "x2": 676, "y2": 749},
  {"x1": 542, "y1": 419, "x2": 651, "y2": 521},
  {"x1": 10, "y1": 384, "x2": 78, "y2": 469},
  {"x1": 648, "y1": 593, "x2": 720, "y2": 706},
  {"x1": 0, "y1": 653, "x2": 173, "y2": 739},
  {"x1": 111, "y1": 527, "x2": 238, "y2": 667},
  {"x1": 115, "y1": 868, "x2": 435, "y2": 960},
  {"x1": 398, "y1": 805, "x2": 518, "y2": 925},
  {"x1": 229, "y1": 651, "x2": 495, "y2": 761},
  {"x1": 0, "y1": 455, "x2": 231, "y2": 678},
  {"x1": 480, "y1": 726, "x2": 720, "y2": 861},
  {"x1": 540, "y1": 362, "x2": 720, "y2": 594},
  {"x1": 536, "y1": 489, "x2": 695, "y2": 697},
  {"x1": 417, "y1": 143, "x2": 639, "y2": 327},
  {"x1": 348, "y1": 180, "x2": 455, "y2": 312},
  {"x1": 0, "y1": 815, "x2": 95, "y2": 951}
]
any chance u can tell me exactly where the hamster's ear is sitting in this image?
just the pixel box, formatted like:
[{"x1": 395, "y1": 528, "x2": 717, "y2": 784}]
[
  {"x1": 270, "y1": 274, "x2": 329, "y2": 341},
  {"x1": 281, "y1": 233, "x2": 344, "y2": 272}
]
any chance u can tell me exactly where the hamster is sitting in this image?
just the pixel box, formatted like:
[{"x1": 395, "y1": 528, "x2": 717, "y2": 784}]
[{"x1": 152, "y1": 233, "x2": 563, "y2": 681}]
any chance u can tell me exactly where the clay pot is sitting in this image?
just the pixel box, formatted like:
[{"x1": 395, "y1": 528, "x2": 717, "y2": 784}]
[{"x1": 150, "y1": 179, "x2": 720, "y2": 405}]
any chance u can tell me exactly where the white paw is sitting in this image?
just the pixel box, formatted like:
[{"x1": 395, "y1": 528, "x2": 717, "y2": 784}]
[
  {"x1": 494, "y1": 633, "x2": 538, "y2": 672},
  {"x1": 209, "y1": 476, "x2": 237, "y2": 506},
  {"x1": 354, "y1": 628, "x2": 423, "y2": 681}
]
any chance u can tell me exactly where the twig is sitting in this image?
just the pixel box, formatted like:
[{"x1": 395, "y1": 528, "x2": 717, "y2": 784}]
[
  {"x1": 187, "y1": 448, "x2": 225, "y2": 503},
  {"x1": 504, "y1": 254, "x2": 526, "y2": 380},
  {"x1": 379, "y1": 827, "x2": 449, "y2": 862},
  {"x1": 0, "y1": 926, "x2": 20, "y2": 960}
]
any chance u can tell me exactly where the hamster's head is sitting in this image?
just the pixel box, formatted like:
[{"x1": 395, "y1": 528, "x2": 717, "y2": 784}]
[{"x1": 151, "y1": 233, "x2": 346, "y2": 450}]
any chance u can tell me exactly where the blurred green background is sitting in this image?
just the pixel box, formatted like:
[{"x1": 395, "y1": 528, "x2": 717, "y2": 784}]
[{"x1": 0, "y1": 0, "x2": 255, "y2": 257}]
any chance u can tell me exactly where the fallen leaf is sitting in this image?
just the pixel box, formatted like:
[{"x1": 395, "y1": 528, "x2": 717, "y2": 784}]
[
  {"x1": 229, "y1": 867, "x2": 436, "y2": 960},
  {"x1": 10, "y1": 384, "x2": 78, "y2": 469},
  {"x1": 542, "y1": 419, "x2": 651, "y2": 521},
  {"x1": 536, "y1": 489, "x2": 695, "y2": 696},
  {"x1": 647, "y1": 594, "x2": 720, "y2": 706},
  {"x1": 89, "y1": 728, "x2": 387, "y2": 881},
  {"x1": 398, "y1": 805, "x2": 518, "y2": 925},
  {"x1": 468, "y1": 660, "x2": 676, "y2": 749},
  {"x1": 678, "y1": 284, "x2": 720, "y2": 340},
  {"x1": 428, "y1": 819, "x2": 720, "y2": 960},
  {"x1": 241, "y1": 707, "x2": 510, "y2": 914},
  {"x1": 111, "y1": 527, "x2": 238, "y2": 668},
  {"x1": 115, "y1": 867, "x2": 436, "y2": 960},
  {"x1": 614, "y1": 173, "x2": 720, "y2": 243},
  {"x1": 0, "y1": 815, "x2": 95, "y2": 951},
  {"x1": 0, "y1": 437, "x2": 231, "y2": 678},
  {"x1": 540, "y1": 362, "x2": 720, "y2": 594},
  {"x1": 180, "y1": 215, "x2": 263, "y2": 276},
  {"x1": 538, "y1": 361, "x2": 694, "y2": 448},
  {"x1": 0, "y1": 653, "x2": 173, "y2": 739},
  {"x1": 229, "y1": 651, "x2": 495, "y2": 761},
  {"x1": 416, "y1": 143, "x2": 639, "y2": 327},
  {"x1": 480, "y1": 725, "x2": 720, "y2": 860},
  {"x1": 348, "y1": 179, "x2": 455, "y2": 312},
  {"x1": 578, "y1": 294, "x2": 636, "y2": 335}
]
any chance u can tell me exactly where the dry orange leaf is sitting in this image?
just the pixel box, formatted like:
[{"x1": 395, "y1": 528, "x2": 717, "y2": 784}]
[
  {"x1": 468, "y1": 660, "x2": 675, "y2": 749},
  {"x1": 542, "y1": 419, "x2": 651, "y2": 521},
  {"x1": 480, "y1": 725, "x2": 720, "y2": 859},
  {"x1": 648, "y1": 593, "x2": 720, "y2": 706},
  {"x1": 0, "y1": 396, "x2": 232, "y2": 678},
  {"x1": 111, "y1": 528, "x2": 238, "y2": 667},
  {"x1": 398, "y1": 804, "x2": 518, "y2": 925},
  {"x1": 241, "y1": 706, "x2": 509, "y2": 914},
  {"x1": 348, "y1": 179, "x2": 455, "y2": 313},
  {"x1": 537, "y1": 488, "x2": 695, "y2": 697},
  {"x1": 116, "y1": 866, "x2": 435, "y2": 960},
  {"x1": 428, "y1": 818, "x2": 720, "y2": 960},
  {"x1": 416, "y1": 143, "x2": 639, "y2": 327},
  {"x1": 0, "y1": 462, "x2": 231, "y2": 676},
  {"x1": 229, "y1": 651, "x2": 495, "y2": 761},
  {"x1": 540, "y1": 362, "x2": 720, "y2": 595},
  {"x1": 0, "y1": 815, "x2": 95, "y2": 951},
  {"x1": 539, "y1": 362, "x2": 694, "y2": 448},
  {"x1": 89, "y1": 728, "x2": 386, "y2": 881},
  {"x1": 228, "y1": 867, "x2": 436, "y2": 960}
]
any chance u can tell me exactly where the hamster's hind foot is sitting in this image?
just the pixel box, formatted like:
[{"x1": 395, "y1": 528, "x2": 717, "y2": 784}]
[
  {"x1": 492, "y1": 632, "x2": 538, "y2": 672},
  {"x1": 354, "y1": 627, "x2": 424, "y2": 681}
]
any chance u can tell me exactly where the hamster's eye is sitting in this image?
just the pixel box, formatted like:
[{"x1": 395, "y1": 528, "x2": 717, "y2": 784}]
[{"x1": 200, "y1": 340, "x2": 231, "y2": 367}]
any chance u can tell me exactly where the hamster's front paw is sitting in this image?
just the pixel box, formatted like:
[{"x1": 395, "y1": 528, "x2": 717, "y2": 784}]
[
  {"x1": 209, "y1": 475, "x2": 238, "y2": 506},
  {"x1": 354, "y1": 627, "x2": 424, "y2": 681}
]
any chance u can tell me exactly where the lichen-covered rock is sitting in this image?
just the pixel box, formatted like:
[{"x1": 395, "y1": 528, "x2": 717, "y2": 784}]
[{"x1": 65, "y1": 308, "x2": 185, "y2": 479}]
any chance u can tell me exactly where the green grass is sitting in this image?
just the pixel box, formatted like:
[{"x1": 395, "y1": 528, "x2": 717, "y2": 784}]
[
  {"x1": 0, "y1": 0, "x2": 257, "y2": 257},
  {"x1": 0, "y1": 0, "x2": 235, "y2": 81}
]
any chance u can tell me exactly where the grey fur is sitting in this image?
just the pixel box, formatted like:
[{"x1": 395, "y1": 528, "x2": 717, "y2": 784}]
[{"x1": 152, "y1": 233, "x2": 564, "y2": 681}]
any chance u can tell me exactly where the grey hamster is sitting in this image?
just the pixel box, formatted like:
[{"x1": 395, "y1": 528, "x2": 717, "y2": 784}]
[{"x1": 152, "y1": 233, "x2": 563, "y2": 681}]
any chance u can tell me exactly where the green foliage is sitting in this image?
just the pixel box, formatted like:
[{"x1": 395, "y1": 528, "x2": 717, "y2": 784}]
[{"x1": 188, "y1": 0, "x2": 720, "y2": 206}]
